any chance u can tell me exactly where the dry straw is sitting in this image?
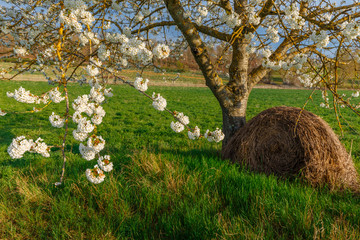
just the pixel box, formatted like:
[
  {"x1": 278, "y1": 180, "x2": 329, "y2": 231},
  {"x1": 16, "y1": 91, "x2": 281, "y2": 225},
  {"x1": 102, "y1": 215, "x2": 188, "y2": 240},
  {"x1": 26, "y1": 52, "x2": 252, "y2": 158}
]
[{"x1": 222, "y1": 106, "x2": 360, "y2": 192}]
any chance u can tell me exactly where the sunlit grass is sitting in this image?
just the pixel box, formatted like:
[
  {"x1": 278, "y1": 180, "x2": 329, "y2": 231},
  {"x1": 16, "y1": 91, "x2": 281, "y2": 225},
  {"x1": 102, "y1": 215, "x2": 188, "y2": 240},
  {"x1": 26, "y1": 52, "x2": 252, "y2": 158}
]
[{"x1": 0, "y1": 80, "x2": 359, "y2": 239}]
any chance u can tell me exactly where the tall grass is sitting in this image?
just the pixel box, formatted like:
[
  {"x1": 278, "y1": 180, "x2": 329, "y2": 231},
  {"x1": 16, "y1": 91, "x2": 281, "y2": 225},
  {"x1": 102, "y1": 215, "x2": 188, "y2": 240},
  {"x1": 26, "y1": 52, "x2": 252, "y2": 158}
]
[{"x1": 0, "y1": 81, "x2": 359, "y2": 239}]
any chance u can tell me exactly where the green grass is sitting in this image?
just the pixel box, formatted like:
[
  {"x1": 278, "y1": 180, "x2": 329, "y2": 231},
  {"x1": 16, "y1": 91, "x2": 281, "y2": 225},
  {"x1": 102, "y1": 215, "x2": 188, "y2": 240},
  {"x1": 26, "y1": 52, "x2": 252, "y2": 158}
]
[{"x1": 0, "y1": 81, "x2": 360, "y2": 239}]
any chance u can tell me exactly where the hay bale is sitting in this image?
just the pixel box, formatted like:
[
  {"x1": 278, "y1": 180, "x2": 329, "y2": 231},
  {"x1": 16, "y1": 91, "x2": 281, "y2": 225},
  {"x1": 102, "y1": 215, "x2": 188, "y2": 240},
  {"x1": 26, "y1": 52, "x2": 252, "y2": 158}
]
[{"x1": 222, "y1": 106, "x2": 360, "y2": 192}]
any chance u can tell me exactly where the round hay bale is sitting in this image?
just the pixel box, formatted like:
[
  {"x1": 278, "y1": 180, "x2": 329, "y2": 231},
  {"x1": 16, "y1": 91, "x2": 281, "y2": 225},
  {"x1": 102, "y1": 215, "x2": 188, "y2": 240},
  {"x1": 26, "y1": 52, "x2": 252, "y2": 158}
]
[{"x1": 222, "y1": 106, "x2": 360, "y2": 192}]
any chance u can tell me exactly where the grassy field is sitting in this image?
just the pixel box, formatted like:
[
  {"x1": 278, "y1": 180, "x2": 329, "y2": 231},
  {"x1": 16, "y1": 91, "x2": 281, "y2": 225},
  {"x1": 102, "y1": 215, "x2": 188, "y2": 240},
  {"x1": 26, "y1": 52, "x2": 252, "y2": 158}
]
[
  {"x1": 0, "y1": 62, "x2": 212, "y2": 85},
  {"x1": 0, "y1": 80, "x2": 360, "y2": 239}
]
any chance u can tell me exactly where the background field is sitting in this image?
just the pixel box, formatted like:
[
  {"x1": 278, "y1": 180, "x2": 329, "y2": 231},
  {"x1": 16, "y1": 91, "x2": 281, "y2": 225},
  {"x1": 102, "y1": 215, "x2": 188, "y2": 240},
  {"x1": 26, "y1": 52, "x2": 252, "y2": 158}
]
[{"x1": 0, "y1": 80, "x2": 360, "y2": 239}]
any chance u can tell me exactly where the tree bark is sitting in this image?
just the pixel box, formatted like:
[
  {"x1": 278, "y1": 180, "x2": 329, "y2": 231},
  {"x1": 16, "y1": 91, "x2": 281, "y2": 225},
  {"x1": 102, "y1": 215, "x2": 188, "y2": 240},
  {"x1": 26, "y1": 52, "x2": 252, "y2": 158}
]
[
  {"x1": 221, "y1": 94, "x2": 248, "y2": 147},
  {"x1": 221, "y1": 38, "x2": 251, "y2": 147}
]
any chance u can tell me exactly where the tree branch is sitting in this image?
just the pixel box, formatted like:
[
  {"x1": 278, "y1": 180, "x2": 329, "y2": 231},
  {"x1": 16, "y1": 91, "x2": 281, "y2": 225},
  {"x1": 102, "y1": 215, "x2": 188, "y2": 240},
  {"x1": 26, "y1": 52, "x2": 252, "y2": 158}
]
[
  {"x1": 164, "y1": 0, "x2": 233, "y2": 108},
  {"x1": 131, "y1": 21, "x2": 175, "y2": 34},
  {"x1": 132, "y1": 20, "x2": 232, "y2": 42},
  {"x1": 193, "y1": 23, "x2": 232, "y2": 41}
]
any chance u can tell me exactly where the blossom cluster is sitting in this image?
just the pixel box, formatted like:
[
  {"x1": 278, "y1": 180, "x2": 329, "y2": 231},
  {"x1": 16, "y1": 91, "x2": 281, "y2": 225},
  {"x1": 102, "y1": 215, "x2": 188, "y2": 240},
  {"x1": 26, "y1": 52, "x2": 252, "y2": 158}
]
[
  {"x1": 152, "y1": 92, "x2": 167, "y2": 111},
  {"x1": 342, "y1": 21, "x2": 360, "y2": 41},
  {"x1": 60, "y1": 0, "x2": 94, "y2": 33},
  {"x1": 8, "y1": 136, "x2": 50, "y2": 159},
  {"x1": 118, "y1": 36, "x2": 170, "y2": 65},
  {"x1": 284, "y1": 4, "x2": 305, "y2": 30},
  {"x1": 14, "y1": 47, "x2": 28, "y2": 56},
  {"x1": 72, "y1": 86, "x2": 109, "y2": 143},
  {"x1": 246, "y1": 6, "x2": 261, "y2": 25},
  {"x1": 134, "y1": 77, "x2": 149, "y2": 92},
  {"x1": 7, "y1": 87, "x2": 49, "y2": 104},
  {"x1": 86, "y1": 57, "x2": 102, "y2": 77},
  {"x1": 188, "y1": 126, "x2": 201, "y2": 140},
  {"x1": 204, "y1": 128, "x2": 225, "y2": 143},
  {"x1": 220, "y1": 12, "x2": 242, "y2": 29},
  {"x1": 153, "y1": 44, "x2": 171, "y2": 59},
  {"x1": 69, "y1": 85, "x2": 114, "y2": 183},
  {"x1": 49, "y1": 112, "x2": 65, "y2": 128},
  {"x1": 298, "y1": 72, "x2": 321, "y2": 88},
  {"x1": 262, "y1": 51, "x2": 309, "y2": 72},
  {"x1": 49, "y1": 88, "x2": 65, "y2": 103},
  {"x1": 310, "y1": 31, "x2": 329, "y2": 48},
  {"x1": 85, "y1": 155, "x2": 113, "y2": 184},
  {"x1": 266, "y1": 26, "x2": 280, "y2": 43},
  {"x1": 86, "y1": 164, "x2": 106, "y2": 184}
]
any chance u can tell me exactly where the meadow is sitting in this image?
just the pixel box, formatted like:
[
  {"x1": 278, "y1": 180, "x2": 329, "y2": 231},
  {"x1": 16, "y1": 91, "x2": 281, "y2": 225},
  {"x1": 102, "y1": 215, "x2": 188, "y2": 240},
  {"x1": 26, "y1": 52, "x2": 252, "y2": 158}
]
[{"x1": 0, "y1": 80, "x2": 360, "y2": 239}]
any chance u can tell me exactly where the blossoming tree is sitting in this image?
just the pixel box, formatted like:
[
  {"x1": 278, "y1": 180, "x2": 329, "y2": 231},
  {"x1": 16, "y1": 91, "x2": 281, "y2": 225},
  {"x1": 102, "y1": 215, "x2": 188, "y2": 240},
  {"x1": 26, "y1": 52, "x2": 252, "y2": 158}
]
[
  {"x1": 160, "y1": 0, "x2": 360, "y2": 144},
  {"x1": 0, "y1": 0, "x2": 359, "y2": 184}
]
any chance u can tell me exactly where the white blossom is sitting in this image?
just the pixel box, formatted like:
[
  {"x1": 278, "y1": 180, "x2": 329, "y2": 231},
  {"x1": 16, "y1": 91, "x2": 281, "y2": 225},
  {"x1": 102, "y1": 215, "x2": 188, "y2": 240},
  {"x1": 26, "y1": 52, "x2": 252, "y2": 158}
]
[
  {"x1": 112, "y1": 1, "x2": 121, "y2": 11},
  {"x1": 284, "y1": 4, "x2": 305, "y2": 29},
  {"x1": 0, "y1": 109, "x2": 6, "y2": 116},
  {"x1": 134, "y1": 13, "x2": 144, "y2": 22},
  {"x1": 86, "y1": 165, "x2": 105, "y2": 184},
  {"x1": 152, "y1": 92, "x2": 167, "y2": 111},
  {"x1": 266, "y1": 26, "x2": 279, "y2": 43},
  {"x1": 104, "y1": 88, "x2": 113, "y2": 97},
  {"x1": 249, "y1": 0, "x2": 263, "y2": 6},
  {"x1": 89, "y1": 87, "x2": 105, "y2": 104},
  {"x1": 91, "y1": 115, "x2": 103, "y2": 125},
  {"x1": 93, "y1": 105, "x2": 106, "y2": 117},
  {"x1": 7, "y1": 87, "x2": 38, "y2": 104},
  {"x1": 204, "y1": 128, "x2": 225, "y2": 143},
  {"x1": 98, "y1": 44, "x2": 110, "y2": 62},
  {"x1": 342, "y1": 21, "x2": 360, "y2": 40},
  {"x1": 134, "y1": 77, "x2": 149, "y2": 92},
  {"x1": 8, "y1": 136, "x2": 50, "y2": 159},
  {"x1": 262, "y1": 48, "x2": 272, "y2": 58},
  {"x1": 77, "y1": 118, "x2": 95, "y2": 134},
  {"x1": 49, "y1": 88, "x2": 65, "y2": 103},
  {"x1": 87, "y1": 135, "x2": 105, "y2": 153},
  {"x1": 64, "y1": 0, "x2": 86, "y2": 10},
  {"x1": 8, "y1": 136, "x2": 32, "y2": 159},
  {"x1": 352, "y1": 91, "x2": 359, "y2": 98},
  {"x1": 175, "y1": 112, "x2": 189, "y2": 125},
  {"x1": 97, "y1": 155, "x2": 113, "y2": 172},
  {"x1": 14, "y1": 47, "x2": 28, "y2": 56},
  {"x1": 183, "y1": 10, "x2": 191, "y2": 18},
  {"x1": 153, "y1": 44, "x2": 170, "y2": 59},
  {"x1": 49, "y1": 112, "x2": 65, "y2": 128},
  {"x1": 86, "y1": 64, "x2": 100, "y2": 77},
  {"x1": 222, "y1": 12, "x2": 242, "y2": 28},
  {"x1": 72, "y1": 111, "x2": 86, "y2": 124},
  {"x1": 73, "y1": 130, "x2": 88, "y2": 142},
  {"x1": 188, "y1": 126, "x2": 201, "y2": 140},
  {"x1": 171, "y1": 121, "x2": 185, "y2": 133},
  {"x1": 197, "y1": 6, "x2": 208, "y2": 17},
  {"x1": 123, "y1": 27, "x2": 132, "y2": 37},
  {"x1": 32, "y1": 137, "x2": 50, "y2": 158},
  {"x1": 72, "y1": 95, "x2": 90, "y2": 113},
  {"x1": 79, "y1": 143, "x2": 96, "y2": 161},
  {"x1": 309, "y1": 30, "x2": 329, "y2": 48}
]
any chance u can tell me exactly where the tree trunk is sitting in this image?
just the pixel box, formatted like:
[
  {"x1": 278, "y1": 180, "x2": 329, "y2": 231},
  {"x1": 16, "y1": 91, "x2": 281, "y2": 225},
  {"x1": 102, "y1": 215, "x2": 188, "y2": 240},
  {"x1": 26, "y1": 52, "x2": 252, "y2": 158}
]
[
  {"x1": 220, "y1": 38, "x2": 250, "y2": 149},
  {"x1": 221, "y1": 93, "x2": 249, "y2": 150}
]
